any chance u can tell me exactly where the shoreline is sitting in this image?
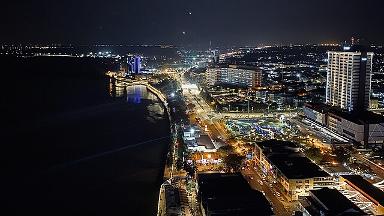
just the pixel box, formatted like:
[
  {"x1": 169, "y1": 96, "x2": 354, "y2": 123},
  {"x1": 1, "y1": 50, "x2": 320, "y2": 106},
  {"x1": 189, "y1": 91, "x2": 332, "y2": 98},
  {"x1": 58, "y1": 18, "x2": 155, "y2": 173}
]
[
  {"x1": 108, "y1": 74, "x2": 175, "y2": 178},
  {"x1": 143, "y1": 83, "x2": 174, "y2": 180},
  {"x1": 108, "y1": 75, "x2": 177, "y2": 216},
  {"x1": 141, "y1": 83, "x2": 178, "y2": 216}
]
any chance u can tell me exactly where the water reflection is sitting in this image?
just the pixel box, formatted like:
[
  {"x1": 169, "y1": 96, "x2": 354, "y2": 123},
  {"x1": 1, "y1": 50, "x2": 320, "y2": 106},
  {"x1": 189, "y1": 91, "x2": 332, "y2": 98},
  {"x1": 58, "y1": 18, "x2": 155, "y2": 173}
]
[
  {"x1": 108, "y1": 78, "x2": 157, "y2": 103},
  {"x1": 126, "y1": 85, "x2": 145, "y2": 103}
]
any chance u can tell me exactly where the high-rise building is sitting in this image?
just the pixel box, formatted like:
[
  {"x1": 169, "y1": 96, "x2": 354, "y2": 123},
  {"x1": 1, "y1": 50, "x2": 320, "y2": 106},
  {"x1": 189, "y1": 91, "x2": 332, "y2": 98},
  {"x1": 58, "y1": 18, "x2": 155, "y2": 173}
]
[
  {"x1": 126, "y1": 56, "x2": 134, "y2": 73},
  {"x1": 126, "y1": 55, "x2": 142, "y2": 74},
  {"x1": 326, "y1": 46, "x2": 373, "y2": 112},
  {"x1": 133, "y1": 56, "x2": 141, "y2": 74},
  {"x1": 304, "y1": 43, "x2": 384, "y2": 147}
]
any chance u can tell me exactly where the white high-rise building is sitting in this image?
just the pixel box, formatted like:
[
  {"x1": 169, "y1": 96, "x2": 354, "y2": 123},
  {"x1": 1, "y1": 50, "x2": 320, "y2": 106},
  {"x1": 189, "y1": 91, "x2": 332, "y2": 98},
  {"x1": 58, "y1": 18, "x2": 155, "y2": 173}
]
[{"x1": 326, "y1": 47, "x2": 373, "y2": 112}]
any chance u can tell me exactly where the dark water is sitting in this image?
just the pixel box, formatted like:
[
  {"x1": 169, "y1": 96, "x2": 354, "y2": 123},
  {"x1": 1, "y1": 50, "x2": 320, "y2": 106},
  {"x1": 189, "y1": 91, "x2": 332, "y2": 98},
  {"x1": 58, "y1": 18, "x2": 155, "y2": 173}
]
[{"x1": 1, "y1": 56, "x2": 170, "y2": 215}]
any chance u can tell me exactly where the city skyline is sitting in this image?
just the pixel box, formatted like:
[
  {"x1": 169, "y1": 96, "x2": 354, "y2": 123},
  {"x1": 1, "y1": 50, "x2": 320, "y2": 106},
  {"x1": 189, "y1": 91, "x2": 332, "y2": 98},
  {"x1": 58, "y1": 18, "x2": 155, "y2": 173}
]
[
  {"x1": 2, "y1": 1, "x2": 384, "y2": 215},
  {"x1": 2, "y1": 0, "x2": 384, "y2": 46}
]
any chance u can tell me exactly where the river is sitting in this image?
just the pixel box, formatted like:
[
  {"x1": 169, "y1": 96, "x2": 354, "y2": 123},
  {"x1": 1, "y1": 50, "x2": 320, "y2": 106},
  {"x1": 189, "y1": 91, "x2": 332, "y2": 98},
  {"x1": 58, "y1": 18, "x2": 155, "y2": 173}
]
[{"x1": 1, "y1": 56, "x2": 170, "y2": 215}]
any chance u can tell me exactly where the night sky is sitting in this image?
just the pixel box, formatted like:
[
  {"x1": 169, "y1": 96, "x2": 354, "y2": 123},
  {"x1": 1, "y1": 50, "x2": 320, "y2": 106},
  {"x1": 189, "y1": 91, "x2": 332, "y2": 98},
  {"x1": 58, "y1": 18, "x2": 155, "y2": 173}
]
[{"x1": 2, "y1": 0, "x2": 384, "y2": 46}]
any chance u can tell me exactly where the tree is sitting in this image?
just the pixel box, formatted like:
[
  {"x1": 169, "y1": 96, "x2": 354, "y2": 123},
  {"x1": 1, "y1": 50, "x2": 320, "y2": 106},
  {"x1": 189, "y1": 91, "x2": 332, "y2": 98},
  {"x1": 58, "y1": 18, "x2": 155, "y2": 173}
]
[
  {"x1": 223, "y1": 153, "x2": 245, "y2": 172},
  {"x1": 184, "y1": 161, "x2": 197, "y2": 177},
  {"x1": 320, "y1": 153, "x2": 335, "y2": 165},
  {"x1": 217, "y1": 145, "x2": 235, "y2": 157},
  {"x1": 176, "y1": 158, "x2": 183, "y2": 170},
  {"x1": 269, "y1": 102, "x2": 278, "y2": 110},
  {"x1": 334, "y1": 147, "x2": 351, "y2": 164},
  {"x1": 304, "y1": 147, "x2": 322, "y2": 163}
]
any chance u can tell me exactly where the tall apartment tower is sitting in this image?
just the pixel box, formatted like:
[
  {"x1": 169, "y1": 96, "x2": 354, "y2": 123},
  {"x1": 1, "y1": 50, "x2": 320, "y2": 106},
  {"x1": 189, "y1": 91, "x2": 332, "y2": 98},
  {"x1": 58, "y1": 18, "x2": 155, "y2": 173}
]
[
  {"x1": 326, "y1": 46, "x2": 373, "y2": 112},
  {"x1": 133, "y1": 56, "x2": 141, "y2": 74},
  {"x1": 126, "y1": 55, "x2": 142, "y2": 74}
]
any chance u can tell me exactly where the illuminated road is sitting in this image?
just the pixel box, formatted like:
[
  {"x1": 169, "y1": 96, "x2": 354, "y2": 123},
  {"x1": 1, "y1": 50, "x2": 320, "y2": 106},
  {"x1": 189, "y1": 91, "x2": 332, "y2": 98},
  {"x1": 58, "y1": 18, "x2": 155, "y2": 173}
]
[
  {"x1": 290, "y1": 117, "x2": 335, "y2": 150},
  {"x1": 242, "y1": 167, "x2": 295, "y2": 216},
  {"x1": 177, "y1": 68, "x2": 384, "y2": 216},
  {"x1": 181, "y1": 72, "x2": 229, "y2": 141},
  {"x1": 178, "y1": 70, "x2": 300, "y2": 215},
  {"x1": 353, "y1": 153, "x2": 384, "y2": 181},
  {"x1": 220, "y1": 111, "x2": 298, "y2": 119}
]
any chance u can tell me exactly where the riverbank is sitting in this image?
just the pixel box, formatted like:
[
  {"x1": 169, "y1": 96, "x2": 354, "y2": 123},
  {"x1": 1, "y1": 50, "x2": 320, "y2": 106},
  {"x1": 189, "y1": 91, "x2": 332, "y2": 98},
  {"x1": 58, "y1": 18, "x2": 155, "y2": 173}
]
[
  {"x1": 107, "y1": 73, "x2": 189, "y2": 215},
  {"x1": 142, "y1": 83, "x2": 175, "y2": 180}
]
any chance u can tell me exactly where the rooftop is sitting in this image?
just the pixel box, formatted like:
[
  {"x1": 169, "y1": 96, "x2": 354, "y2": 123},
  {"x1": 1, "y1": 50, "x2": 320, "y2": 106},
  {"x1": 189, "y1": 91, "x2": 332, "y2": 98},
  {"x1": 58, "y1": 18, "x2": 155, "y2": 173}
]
[
  {"x1": 305, "y1": 103, "x2": 384, "y2": 124},
  {"x1": 269, "y1": 154, "x2": 329, "y2": 179},
  {"x1": 341, "y1": 175, "x2": 384, "y2": 207},
  {"x1": 306, "y1": 188, "x2": 365, "y2": 215},
  {"x1": 198, "y1": 173, "x2": 273, "y2": 216},
  {"x1": 196, "y1": 135, "x2": 215, "y2": 150},
  {"x1": 304, "y1": 102, "x2": 328, "y2": 114},
  {"x1": 330, "y1": 109, "x2": 384, "y2": 125},
  {"x1": 209, "y1": 64, "x2": 260, "y2": 72},
  {"x1": 257, "y1": 139, "x2": 301, "y2": 154},
  {"x1": 257, "y1": 140, "x2": 329, "y2": 179},
  {"x1": 164, "y1": 185, "x2": 181, "y2": 215}
]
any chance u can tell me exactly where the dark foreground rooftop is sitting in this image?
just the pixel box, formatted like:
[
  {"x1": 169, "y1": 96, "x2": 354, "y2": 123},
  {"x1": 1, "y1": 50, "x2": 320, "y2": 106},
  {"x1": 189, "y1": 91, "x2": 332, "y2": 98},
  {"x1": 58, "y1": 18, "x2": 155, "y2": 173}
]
[
  {"x1": 301, "y1": 188, "x2": 365, "y2": 216},
  {"x1": 197, "y1": 173, "x2": 273, "y2": 216}
]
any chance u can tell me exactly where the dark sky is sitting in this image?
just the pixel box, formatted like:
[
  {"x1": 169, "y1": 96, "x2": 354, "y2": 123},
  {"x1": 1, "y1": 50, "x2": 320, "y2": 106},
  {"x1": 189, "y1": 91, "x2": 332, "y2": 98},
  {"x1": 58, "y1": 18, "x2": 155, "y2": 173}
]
[{"x1": 2, "y1": 0, "x2": 384, "y2": 46}]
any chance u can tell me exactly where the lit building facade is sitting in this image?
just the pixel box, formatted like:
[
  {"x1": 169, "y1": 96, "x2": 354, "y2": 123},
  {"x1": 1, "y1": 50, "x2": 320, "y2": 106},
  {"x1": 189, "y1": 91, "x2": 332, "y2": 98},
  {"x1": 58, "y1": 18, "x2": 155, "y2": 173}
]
[
  {"x1": 207, "y1": 65, "x2": 262, "y2": 88},
  {"x1": 126, "y1": 55, "x2": 142, "y2": 74},
  {"x1": 134, "y1": 56, "x2": 141, "y2": 74},
  {"x1": 326, "y1": 48, "x2": 373, "y2": 112},
  {"x1": 253, "y1": 140, "x2": 334, "y2": 201},
  {"x1": 304, "y1": 103, "x2": 384, "y2": 146}
]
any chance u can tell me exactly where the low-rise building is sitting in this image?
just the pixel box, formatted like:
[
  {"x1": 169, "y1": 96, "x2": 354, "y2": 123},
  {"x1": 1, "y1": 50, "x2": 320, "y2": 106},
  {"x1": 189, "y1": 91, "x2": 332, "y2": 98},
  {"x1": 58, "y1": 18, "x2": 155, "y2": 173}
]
[
  {"x1": 303, "y1": 103, "x2": 384, "y2": 147},
  {"x1": 183, "y1": 125, "x2": 201, "y2": 141},
  {"x1": 158, "y1": 184, "x2": 182, "y2": 216},
  {"x1": 327, "y1": 110, "x2": 384, "y2": 147},
  {"x1": 299, "y1": 188, "x2": 365, "y2": 215},
  {"x1": 254, "y1": 140, "x2": 334, "y2": 201},
  {"x1": 340, "y1": 175, "x2": 384, "y2": 215},
  {"x1": 303, "y1": 103, "x2": 327, "y2": 125},
  {"x1": 183, "y1": 126, "x2": 217, "y2": 152},
  {"x1": 194, "y1": 135, "x2": 216, "y2": 152}
]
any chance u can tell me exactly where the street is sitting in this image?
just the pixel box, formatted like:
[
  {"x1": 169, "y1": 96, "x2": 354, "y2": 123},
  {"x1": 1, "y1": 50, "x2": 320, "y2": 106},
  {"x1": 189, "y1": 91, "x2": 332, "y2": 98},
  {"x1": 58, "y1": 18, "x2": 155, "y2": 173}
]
[{"x1": 242, "y1": 167, "x2": 296, "y2": 216}]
